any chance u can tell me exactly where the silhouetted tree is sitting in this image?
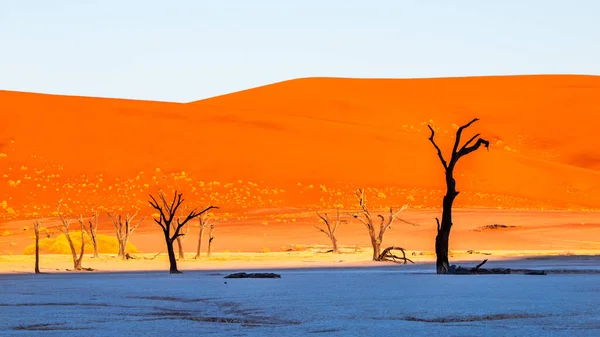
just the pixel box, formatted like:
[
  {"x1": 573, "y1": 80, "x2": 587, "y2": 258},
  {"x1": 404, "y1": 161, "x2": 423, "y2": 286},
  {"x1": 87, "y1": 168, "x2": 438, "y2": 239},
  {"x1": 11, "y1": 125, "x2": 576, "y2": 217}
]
[
  {"x1": 315, "y1": 208, "x2": 345, "y2": 253},
  {"x1": 33, "y1": 217, "x2": 42, "y2": 274},
  {"x1": 149, "y1": 190, "x2": 217, "y2": 273},
  {"x1": 351, "y1": 189, "x2": 409, "y2": 261},
  {"x1": 427, "y1": 118, "x2": 489, "y2": 274}
]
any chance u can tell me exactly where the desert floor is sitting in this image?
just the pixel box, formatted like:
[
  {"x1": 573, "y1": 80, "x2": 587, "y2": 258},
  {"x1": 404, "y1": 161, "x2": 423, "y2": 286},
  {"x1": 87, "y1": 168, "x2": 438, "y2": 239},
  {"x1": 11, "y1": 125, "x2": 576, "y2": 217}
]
[{"x1": 1, "y1": 257, "x2": 600, "y2": 336}]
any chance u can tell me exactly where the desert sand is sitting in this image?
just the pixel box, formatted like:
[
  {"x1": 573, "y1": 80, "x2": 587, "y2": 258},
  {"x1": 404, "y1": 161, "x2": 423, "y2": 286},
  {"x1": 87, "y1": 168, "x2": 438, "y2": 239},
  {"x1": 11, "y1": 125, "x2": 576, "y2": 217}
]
[{"x1": 1, "y1": 75, "x2": 600, "y2": 272}]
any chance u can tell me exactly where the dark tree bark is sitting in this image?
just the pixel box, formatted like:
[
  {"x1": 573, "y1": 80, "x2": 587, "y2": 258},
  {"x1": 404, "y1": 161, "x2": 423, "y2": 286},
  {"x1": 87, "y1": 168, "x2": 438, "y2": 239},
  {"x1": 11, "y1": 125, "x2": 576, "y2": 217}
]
[
  {"x1": 149, "y1": 190, "x2": 217, "y2": 274},
  {"x1": 427, "y1": 118, "x2": 489, "y2": 274},
  {"x1": 315, "y1": 208, "x2": 344, "y2": 253},
  {"x1": 108, "y1": 212, "x2": 144, "y2": 260},
  {"x1": 351, "y1": 189, "x2": 410, "y2": 261},
  {"x1": 56, "y1": 202, "x2": 85, "y2": 271},
  {"x1": 33, "y1": 218, "x2": 41, "y2": 274}
]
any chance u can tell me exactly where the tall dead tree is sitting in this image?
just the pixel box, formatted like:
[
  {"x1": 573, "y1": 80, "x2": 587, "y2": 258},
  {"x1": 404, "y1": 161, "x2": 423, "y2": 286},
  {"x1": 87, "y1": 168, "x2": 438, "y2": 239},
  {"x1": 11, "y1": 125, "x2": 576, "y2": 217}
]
[
  {"x1": 107, "y1": 211, "x2": 144, "y2": 260},
  {"x1": 149, "y1": 190, "x2": 217, "y2": 273},
  {"x1": 33, "y1": 217, "x2": 42, "y2": 274},
  {"x1": 427, "y1": 118, "x2": 489, "y2": 274},
  {"x1": 351, "y1": 189, "x2": 410, "y2": 261},
  {"x1": 194, "y1": 210, "x2": 212, "y2": 259},
  {"x1": 315, "y1": 208, "x2": 345, "y2": 253},
  {"x1": 207, "y1": 223, "x2": 216, "y2": 258},
  {"x1": 84, "y1": 209, "x2": 99, "y2": 258},
  {"x1": 56, "y1": 202, "x2": 85, "y2": 270}
]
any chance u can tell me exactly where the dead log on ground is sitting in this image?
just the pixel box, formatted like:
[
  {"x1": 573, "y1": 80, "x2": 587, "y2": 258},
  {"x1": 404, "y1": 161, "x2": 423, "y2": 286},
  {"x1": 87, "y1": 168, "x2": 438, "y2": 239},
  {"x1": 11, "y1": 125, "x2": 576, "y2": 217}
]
[{"x1": 378, "y1": 246, "x2": 414, "y2": 264}]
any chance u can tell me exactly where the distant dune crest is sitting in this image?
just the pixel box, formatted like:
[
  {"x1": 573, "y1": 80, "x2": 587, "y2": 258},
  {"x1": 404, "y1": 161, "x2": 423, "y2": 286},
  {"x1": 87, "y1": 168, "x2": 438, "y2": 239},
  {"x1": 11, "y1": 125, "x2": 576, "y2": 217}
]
[{"x1": 1, "y1": 75, "x2": 599, "y2": 218}]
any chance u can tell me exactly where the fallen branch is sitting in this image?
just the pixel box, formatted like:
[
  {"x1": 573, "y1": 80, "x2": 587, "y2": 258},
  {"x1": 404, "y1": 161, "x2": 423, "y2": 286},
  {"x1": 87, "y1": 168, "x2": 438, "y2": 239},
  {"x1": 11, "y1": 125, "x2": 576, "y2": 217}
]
[
  {"x1": 144, "y1": 252, "x2": 162, "y2": 260},
  {"x1": 473, "y1": 259, "x2": 488, "y2": 271},
  {"x1": 378, "y1": 246, "x2": 414, "y2": 264}
]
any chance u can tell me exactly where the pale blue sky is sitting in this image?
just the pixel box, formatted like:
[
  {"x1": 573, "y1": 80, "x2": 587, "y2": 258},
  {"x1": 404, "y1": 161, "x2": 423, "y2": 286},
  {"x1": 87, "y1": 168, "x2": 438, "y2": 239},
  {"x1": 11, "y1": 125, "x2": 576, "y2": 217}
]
[{"x1": 1, "y1": 1, "x2": 599, "y2": 102}]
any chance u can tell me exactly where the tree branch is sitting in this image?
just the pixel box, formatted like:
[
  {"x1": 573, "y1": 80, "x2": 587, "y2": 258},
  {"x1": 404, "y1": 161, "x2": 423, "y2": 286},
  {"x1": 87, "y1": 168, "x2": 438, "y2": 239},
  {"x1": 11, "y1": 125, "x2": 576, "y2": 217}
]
[
  {"x1": 173, "y1": 206, "x2": 218, "y2": 239},
  {"x1": 427, "y1": 125, "x2": 448, "y2": 170},
  {"x1": 452, "y1": 118, "x2": 479, "y2": 155},
  {"x1": 457, "y1": 138, "x2": 490, "y2": 158}
]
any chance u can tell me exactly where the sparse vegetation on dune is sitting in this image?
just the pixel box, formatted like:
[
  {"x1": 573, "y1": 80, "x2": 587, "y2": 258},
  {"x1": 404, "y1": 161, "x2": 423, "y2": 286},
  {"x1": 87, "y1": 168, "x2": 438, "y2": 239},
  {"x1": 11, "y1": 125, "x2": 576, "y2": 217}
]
[{"x1": 23, "y1": 232, "x2": 138, "y2": 256}]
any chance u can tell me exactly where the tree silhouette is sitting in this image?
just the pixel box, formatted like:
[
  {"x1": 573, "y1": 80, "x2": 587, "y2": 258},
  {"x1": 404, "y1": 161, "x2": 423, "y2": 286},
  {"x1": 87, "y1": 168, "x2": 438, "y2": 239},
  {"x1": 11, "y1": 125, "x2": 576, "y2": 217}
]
[
  {"x1": 149, "y1": 190, "x2": 217, "y2": 273},
  {"x1": 427, "y1": 118, "x2": 489, "y2": 274}
]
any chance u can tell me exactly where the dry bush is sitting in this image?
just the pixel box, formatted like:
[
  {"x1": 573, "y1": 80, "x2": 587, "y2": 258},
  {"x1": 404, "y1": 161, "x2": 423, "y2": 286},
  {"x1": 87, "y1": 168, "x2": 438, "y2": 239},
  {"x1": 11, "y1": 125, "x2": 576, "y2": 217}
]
[{"x1": 23, "y1": 232, "x2": 138, "y2": 255}]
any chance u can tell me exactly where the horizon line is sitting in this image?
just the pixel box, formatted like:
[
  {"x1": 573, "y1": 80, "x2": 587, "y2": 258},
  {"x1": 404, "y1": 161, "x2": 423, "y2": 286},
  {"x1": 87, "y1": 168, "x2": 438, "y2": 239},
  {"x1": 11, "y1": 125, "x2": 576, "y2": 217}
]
[{"x1": 2, "y1": 73, "x2": 598, "y2": 104}]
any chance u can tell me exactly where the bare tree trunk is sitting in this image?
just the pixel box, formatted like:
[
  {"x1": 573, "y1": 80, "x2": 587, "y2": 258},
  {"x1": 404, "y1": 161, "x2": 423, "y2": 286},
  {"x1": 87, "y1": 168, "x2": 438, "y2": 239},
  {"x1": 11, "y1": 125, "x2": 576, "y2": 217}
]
[
  {"x1": 194, "y1": 223, "x2": 205, "y2": 259},
  {"x1": 331, "y1": 236, "x2": 339, "y2": 254},
  {"x1": 369, "y1": 234, "x2": 381, "y2": 261},
  {"x1": 207, "y1": 225, "x2": 215, "y2": 258},
  {"x1": 87, "y1": 211, "x2": 99, "y2": 258},
  {"x1": 176, "y1": 236, "x2": 185, "y2": 260},
  {"x1": 90, "y1": 231, "x2": 99, "y2": 258},
  {"x1": 166, "y1": 239, "x2": 180, "y2": 274},
  {"x1": 75, "y1": 228, "x2": 85, "y2": 270},
  {"x1": 122, "y1": 219, "x2": 129, "y2": 261},
  {"x1": 65, "y1": 235, "x2": 80, "y2": 270},
  {"x1": 109, "y1": 214, "x2": 124, "y2": 258},
  {"x1": 33, "y1": 219, "x2": 41, "y2": 274},
  {"x1": 119, "y1": 242, "x2": 125, "y2": 258},
  {"x1": 123, "y1": 236, "x2": 130, "y2": 259},
  {"x1": 435, "y1": 173, "x2": 457, "y2": 274}
]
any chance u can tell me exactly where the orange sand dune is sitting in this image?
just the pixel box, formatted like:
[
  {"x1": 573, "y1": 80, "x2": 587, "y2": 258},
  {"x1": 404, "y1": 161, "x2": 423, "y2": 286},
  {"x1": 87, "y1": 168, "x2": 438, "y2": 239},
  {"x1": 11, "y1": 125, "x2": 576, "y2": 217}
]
[{"x1": 1, "y1": 75, "x2": 600, "y2": 225}]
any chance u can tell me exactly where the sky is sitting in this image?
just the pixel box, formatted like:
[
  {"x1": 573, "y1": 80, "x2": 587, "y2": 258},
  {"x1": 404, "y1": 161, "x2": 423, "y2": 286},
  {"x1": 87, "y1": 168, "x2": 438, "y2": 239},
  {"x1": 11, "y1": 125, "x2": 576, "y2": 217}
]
[{"x1": 1, "y1": 0, "x2": 599, "y2": 102}]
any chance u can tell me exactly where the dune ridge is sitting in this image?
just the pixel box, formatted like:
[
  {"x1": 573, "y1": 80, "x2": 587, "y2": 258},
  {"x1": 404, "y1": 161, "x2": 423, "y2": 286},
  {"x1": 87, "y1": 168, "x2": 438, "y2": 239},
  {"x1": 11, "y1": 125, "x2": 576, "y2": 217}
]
[{"x1": 1, "y1": 75, "x2": 600, "y2": 224}]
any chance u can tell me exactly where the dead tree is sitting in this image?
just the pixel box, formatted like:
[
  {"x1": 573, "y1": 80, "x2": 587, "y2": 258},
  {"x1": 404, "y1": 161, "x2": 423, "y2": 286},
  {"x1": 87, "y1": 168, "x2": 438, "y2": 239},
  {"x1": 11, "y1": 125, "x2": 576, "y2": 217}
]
[
  {"x1": 194, "y1": 211, "x2": 212, "y2": 259},
  {"x1": 427, "y1": 118, "x2": 489, "y2": 274},
  {"x1": 351, "y1": 189, "x2": 410, "y2": 261},
  {"x1": 33, "y1": 217, "x2": 42, "y2": 274},
  {"x1": 84, "y1": 209, "x2": 99, "y2": 258},
  {"x1": 172, "y1": 213, "x2": 190, "y2": 260},
  {"x1": 56, "y1": 202, "x2": 85, "y2": 270},
  {"x1": 107, "y1": 212, "x2": 144, "y2": 260},
  {"x1": 149, "y1": 190, "x2": 217, "y2": 273},
  {"x1": 315, "y1": 208, "x2": 345, "y2": 253},
  {"x1": 207, "y1": 223, "x2": 216, "y2": 258},
  {"x1": 74, "y1": 216, "x2": 86, "y2": 268}
]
